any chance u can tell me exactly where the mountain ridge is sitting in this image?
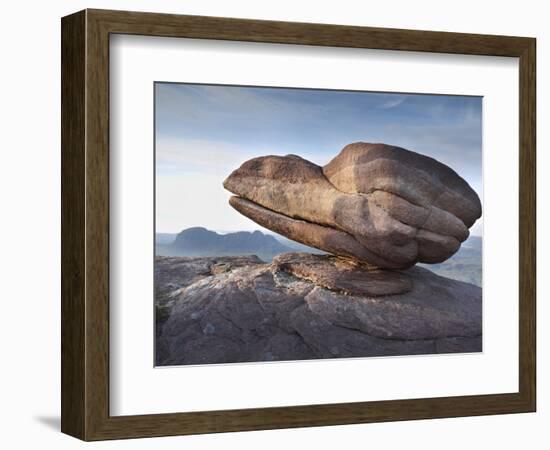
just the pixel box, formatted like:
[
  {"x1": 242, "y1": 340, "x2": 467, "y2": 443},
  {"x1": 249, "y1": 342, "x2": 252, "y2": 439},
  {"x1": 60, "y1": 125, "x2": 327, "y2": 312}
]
[{"x1": 157, "y1": 227, "x2": 291, "y2": 261}]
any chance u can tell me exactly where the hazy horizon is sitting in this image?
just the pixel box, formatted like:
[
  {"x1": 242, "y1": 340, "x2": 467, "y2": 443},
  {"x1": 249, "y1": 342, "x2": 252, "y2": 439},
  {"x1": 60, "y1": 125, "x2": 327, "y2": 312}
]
[
  {"x1": 155, "y1": 83, "x2": 483, "y2": 236},
  {"x1": 155, "y1": 227, "x2": 484, "y2": 239}
]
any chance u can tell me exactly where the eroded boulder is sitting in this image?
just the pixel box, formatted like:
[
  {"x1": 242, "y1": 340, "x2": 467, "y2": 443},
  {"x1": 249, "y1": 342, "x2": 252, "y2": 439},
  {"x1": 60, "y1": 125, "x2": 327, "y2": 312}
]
[{"x1": 224, "y1": 143, "x2": 482, "y2": 269}]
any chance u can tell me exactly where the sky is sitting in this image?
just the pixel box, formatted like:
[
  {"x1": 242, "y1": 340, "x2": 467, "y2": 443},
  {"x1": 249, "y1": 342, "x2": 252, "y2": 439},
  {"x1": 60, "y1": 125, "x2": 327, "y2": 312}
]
[{"x1": 155, "y1": 82, "x2": 483, "y2": 236}]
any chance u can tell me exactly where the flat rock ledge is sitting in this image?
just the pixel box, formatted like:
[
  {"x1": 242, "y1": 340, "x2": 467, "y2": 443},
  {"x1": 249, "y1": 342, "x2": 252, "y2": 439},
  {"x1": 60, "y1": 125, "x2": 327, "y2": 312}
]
[{"x1": 156, "y1": 254, "x2": 481, "y2": 366}]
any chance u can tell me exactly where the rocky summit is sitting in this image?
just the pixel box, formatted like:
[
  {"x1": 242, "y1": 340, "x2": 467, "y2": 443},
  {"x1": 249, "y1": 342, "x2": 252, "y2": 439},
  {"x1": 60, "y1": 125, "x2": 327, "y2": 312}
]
[
  {"x1": 156, "y1": 254, "x2": 481, "y2": 366},
  {"x1": 224, "y1": 142, "x2": 482, "y2": 269},
  {"x1": 155, "y1": 143, "x2": 483, "y2": 366}
]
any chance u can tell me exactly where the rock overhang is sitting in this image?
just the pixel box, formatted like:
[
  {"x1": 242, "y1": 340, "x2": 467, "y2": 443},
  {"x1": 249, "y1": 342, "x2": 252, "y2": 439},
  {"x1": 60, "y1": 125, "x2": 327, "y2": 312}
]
[{"x1": 224, "y1": 142, "x2": 482, "y2": 269}]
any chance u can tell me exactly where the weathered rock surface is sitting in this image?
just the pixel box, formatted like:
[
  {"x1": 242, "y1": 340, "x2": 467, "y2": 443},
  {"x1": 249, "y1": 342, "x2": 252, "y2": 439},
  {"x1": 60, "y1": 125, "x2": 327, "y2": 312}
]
[
  {"x1": 224, "y1": 143, "x2": 482, "y2": 269},
  {"x1": 155, "y1": 255, "x2": 264, "y2": 306},
  {"x1": 154, "y1": 255, "x2": 264, "y2": 334},
  {"x1": 324, "y1": 143, "x2": 482, "y2": 227},
  {"x1": 229, "y1": 196, "x2": 402, "y2": 269},
  {"x1": 273, "y1": 252, "x2": 412, "y2": 296},
  {"x1": 156, "y1": 254, "x2": 481, "y2": 366}
]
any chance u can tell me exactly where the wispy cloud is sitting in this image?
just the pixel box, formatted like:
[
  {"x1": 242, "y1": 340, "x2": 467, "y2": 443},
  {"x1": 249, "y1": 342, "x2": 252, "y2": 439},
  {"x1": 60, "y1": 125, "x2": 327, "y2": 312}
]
[
  {"x1": 156, "y1": 138, "x2": 252, "y2": 175},
  {"x1": 378, "y1": 96, "x2": 407, "y2": 109},
  {"x1": 156, "y1": 137, "x2": 328, "y2": 176}
]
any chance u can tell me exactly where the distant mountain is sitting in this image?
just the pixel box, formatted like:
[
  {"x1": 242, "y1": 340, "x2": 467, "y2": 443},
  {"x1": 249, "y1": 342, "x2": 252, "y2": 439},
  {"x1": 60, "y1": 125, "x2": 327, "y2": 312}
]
[
  {"x1": 155, "y1": 233, "x2": 177, "y2": 245},
  {"x1": 420, "y1": 235, "x2": 482, "y2": 286},
  {"x1": 156, "y1": 227, "x2": 291, "y2": 262}
]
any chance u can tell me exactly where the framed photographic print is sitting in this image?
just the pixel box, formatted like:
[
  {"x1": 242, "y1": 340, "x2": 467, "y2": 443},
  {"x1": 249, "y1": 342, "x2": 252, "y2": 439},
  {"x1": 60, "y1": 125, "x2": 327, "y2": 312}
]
[{"x1": 61, "y1": 9, "x2": 536, "y2": 440}]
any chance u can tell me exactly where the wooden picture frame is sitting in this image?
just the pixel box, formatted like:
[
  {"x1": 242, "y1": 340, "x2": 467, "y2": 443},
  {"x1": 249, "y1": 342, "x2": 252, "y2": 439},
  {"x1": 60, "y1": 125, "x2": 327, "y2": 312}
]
[{"x1": 61, "y1": 9, "x2": 536, "y2": 441}]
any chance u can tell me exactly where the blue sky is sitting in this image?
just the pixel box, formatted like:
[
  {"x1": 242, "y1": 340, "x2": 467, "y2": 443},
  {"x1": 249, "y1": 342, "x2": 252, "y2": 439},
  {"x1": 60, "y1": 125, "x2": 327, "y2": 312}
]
[{"x1": 155, "y1": 82, "x2": 482, "y2": 235}]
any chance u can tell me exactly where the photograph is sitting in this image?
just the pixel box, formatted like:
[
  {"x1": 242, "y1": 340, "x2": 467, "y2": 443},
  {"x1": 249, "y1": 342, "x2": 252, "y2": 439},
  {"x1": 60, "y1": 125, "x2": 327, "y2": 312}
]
[
  {"x1": 153, "y1": 83, "x2": 483, "y2": 367},
  {"x1": 1, "y1": 0, "x2": 541, "y2": 446}
]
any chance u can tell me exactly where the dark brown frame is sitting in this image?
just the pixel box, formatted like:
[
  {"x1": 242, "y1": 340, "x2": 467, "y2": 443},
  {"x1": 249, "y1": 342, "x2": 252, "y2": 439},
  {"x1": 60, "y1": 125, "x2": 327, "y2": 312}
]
[{"x1": 61, "y1": 9, "x2": 536, "y2": 441}]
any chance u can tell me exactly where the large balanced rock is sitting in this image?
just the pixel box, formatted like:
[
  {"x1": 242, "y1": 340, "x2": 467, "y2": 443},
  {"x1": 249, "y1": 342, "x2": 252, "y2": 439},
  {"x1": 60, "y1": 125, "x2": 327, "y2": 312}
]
[
  {"x1": 224, "y1": 143, "x2": 482, "y2": 269},
  {"x1": 156, "y1": 254, "x2": 481, "y2": 366}
]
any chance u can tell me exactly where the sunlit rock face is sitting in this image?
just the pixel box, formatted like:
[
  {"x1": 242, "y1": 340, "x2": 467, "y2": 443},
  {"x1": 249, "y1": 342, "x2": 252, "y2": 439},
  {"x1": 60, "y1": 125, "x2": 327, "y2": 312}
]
[{"x1": 223, "y1": 142, "x2": 482, "y2": 270}]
